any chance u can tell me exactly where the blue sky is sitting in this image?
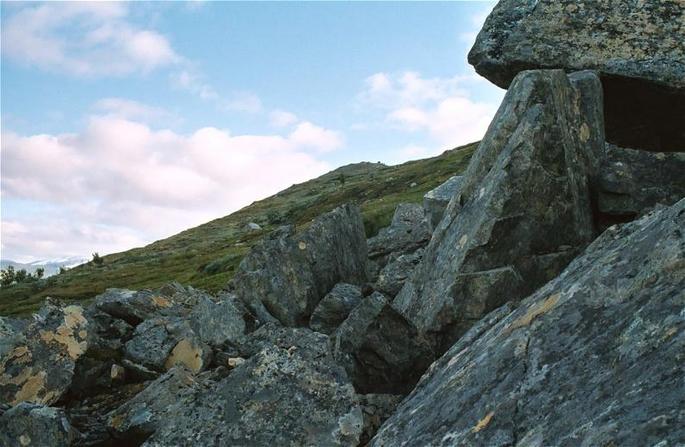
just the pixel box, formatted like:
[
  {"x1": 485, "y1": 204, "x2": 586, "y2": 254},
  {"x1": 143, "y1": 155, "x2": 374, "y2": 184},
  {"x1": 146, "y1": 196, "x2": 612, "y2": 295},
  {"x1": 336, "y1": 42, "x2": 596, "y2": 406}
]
[{"x1": 1, "y1": 1, "x2": 503, "y2": 262}]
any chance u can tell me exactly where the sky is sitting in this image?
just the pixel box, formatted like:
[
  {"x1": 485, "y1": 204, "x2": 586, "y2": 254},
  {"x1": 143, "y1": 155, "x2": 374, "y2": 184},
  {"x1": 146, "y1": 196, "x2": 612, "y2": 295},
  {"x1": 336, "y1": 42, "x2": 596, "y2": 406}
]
[{"x1": 1, "y1": 1, "x2": 503, "y2": 263}]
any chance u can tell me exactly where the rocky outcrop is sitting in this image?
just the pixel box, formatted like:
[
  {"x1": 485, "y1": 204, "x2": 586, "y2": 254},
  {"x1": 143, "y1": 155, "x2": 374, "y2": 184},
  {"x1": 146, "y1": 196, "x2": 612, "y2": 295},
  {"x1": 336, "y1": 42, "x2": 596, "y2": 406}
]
[
  {"x1": 367, "y1": 203, "x2": 431, "y2": 268},
  {"x1": 0, "y1": 302, "x2": 90, "y2": 406},
  {"x1": 371, "y1": 199, "x2": 685, "y2": 446},
  {"x1": 230, "y1": 204, "x2": 368, "y2": 327},
  {"x1": 598, "y1": 143, "x2": 685, "y2": 219},
  {"x1": 331, "y1": 292, "x2": 434, "y2": 395},
  {"x1": 188, "y1": 293, "x2": 253, "y2": 349},
  {"x1": 468, "y1": 0, "x2": 685, "y2": 91},
  {"x1": 0, "y1": 402, "x2": 79, "y2": 447},
  {"x1": 423, "y1": 176, "x2": 463, "y2": 231},
  {"x1": 309, "y1": 283, "x2": 363, "y2": 335},
  {"x1": 142, "y1": 327, "x2": 363, "y2": 446},
  {"x1": 374, "y1": 249, "x2": 423, "y2": 298},
  {"x1": 393, "y1": 69, "x2": 599, "y2": 354}
]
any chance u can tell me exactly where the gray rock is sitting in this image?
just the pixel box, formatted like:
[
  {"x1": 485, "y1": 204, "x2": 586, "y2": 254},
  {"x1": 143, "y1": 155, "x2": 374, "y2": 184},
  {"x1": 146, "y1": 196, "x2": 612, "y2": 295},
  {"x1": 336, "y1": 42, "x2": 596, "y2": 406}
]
[
  {"x1": 93, "y1": 286, "x2": 196, "y2": 326},
  {"x1": 230, "y1": 203, "x2": 368, "y2": 327},
  {"x1": 0, "y1": 316, "x2": 27, "y2": 359},
  {"x1": 423, "y1": 176, "x2": 464, "y2": 231},
  {"x1": 371, "y1": 198, "x2": 685, "y2": 446},
  {"x1": 358, "y1": 394, "x2": 403, "y2": 446},
  {"x1": 309, "y1": 283, "x2": 364, "y2": 335},
  {"x1": 374, "y1": 248, "x2": 424, "y2": 298},
  {"x1": 107, "y1": 367, "x2": 198, "y2": 444},
  {"x1": 367, "y1": 204, "x2": 431, "y2": 267},
  {"x1": 143, "y1": 328, "x2": 363, "y2": 446},
  {"x1": 468, "y1": 0, "x2": 685, "y2": 91},
  {"x1": 244, "y1": 222, "x2": 262, "y2": 231},
  {"x1": 188, "y1": 293, "x2": 252, "y2": 348},
  {"x1": 0, "y1": 402, "x2": 79, "y2": 447},
  {"x1": 331, "y1": 292, "x2": 434, "y2": 395},
  {"x1": 0, "y1": 302, "x2": 90, "y2": 406},
  {"x1": 393, "y1": 69, "x2": 599, "y2": 354},
  {"x1": 598, "y1": 143, "x2": 685, "y2": 218}
]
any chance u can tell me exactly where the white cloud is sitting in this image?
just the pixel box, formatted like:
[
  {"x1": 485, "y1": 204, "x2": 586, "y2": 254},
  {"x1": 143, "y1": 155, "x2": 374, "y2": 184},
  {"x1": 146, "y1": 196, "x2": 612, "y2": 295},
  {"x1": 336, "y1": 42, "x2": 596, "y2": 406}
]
[
  {"x1": 223, "y1": 92, "x2": 263, "y2": 114},
  {"x1": 1, "y1": 2, "x2": 179, "y2": 76},
  {"x1": 359, "y1": 71, "x2": 501, "y2": 147},
  {"x1": 270, "y1": 110, "x2": 299, "y2": 128},
  {"x1": 1, "y1": 108, "x2": 343, "y2": 260},
  {"x1": 94, "y1": 98, "x2": 175, "y2": 124}
]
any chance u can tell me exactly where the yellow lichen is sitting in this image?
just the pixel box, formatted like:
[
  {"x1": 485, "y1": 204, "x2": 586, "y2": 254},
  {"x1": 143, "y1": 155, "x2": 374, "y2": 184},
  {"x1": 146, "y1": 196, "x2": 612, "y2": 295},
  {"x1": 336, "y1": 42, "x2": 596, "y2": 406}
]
[
  {"x1": 151, "y1": 295, "x2": 172, "y2": 308},
  {"x1": 13, "y1": 370, "x2": 47, "y2": 405},
  {"x1": 472, "y1": 411, "x2": 494, "y2": 433},
  {"x1": 507, "y1": 293, "x2": 561, "y2": 333},
  {"x1": 298, "y1": 241, "x2": 307, "y2": 250},
  {"x1": 165, "y1": 339, "x2": 204, "y2": 373},
  {"x1": 579, "y1": 123, "x2": 590, "y2": 143}
]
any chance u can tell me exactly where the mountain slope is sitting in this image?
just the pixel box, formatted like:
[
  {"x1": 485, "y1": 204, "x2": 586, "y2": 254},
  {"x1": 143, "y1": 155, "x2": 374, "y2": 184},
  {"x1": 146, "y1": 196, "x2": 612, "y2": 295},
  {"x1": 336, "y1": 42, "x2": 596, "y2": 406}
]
[{"x1": 0, "y1": 142, "x2": 477, "y2": 316}]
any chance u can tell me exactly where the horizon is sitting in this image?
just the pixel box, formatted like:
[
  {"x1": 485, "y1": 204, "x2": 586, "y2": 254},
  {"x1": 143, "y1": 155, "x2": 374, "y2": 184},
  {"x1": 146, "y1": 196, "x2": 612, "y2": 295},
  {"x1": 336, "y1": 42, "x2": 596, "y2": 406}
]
[{"x1": 1, "y1": 1, "x2": 503, "y2": 263}]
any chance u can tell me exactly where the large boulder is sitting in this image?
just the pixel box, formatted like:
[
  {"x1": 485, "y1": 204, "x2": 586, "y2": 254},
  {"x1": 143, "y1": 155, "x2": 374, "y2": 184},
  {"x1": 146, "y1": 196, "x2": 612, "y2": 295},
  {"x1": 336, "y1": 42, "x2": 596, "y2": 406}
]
[
  {"x1": 374, "y1": 248, "x2": 424, "y2": 298},
  {"x1": 309, "y1": 283, "x2": 363, "y2": 335},
  {"x1": 468, "y1": 0, "x2": 685, "y2": 91},
  {"x1": 188, "y1": 293, "x2": 253, "y2": 349},
  {"x1": 371, "y1": 199, "x2": 685, "y2": 446},
  {"x1": 0, "y1": 302, "x2": 90, "y2": 406},
  {"x1": 142, "y1": 327, "x2": 364, "y2": 446},
  {"x1": 331, "y1": 292, "x2": 434, "y2": 395},
  {"x1": 469, "y1": 0, "x2": 685, "y2": 153},
  {"x1": 367, "y1": 203, "x2": 431, "y2": 267},
  {"x1": 0, "y1": 402, "x2": 79, "y2": 447},
  {"x1": 230, "y1": 204, "x2": 368, "y2": 327},
  {"x1": 423, "y1": 176, "x2": 464, "y2": 231},
  {"x1": 393, "y1": 69, "x2": 599, "y2": 354},
  {"x1": 598, "y1": 143, "x2": 685, "y2": 219}
]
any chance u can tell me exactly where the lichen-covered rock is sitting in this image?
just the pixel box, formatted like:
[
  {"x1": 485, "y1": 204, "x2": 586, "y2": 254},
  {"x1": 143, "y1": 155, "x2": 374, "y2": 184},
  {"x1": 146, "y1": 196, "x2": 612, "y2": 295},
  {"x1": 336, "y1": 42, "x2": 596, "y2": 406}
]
[
  {"x1": 188, "y1": 293, "x2": 253, "y2": 349},
  {"x1": 423, "y1": 176, "x2": 464, "y2": 231},
  {"x1": 358, "y1": 394, "x2": 403, "y2": 446},
  {"x1": 468, "y1": 0, "x2": 685, "y2": 91},
  {"x1": 0, "y1": 316, "x2": 27, "y2": 359},
  {"x1": 598, "y1": 143, "x2": 685, "y2": 218},
  {"x1": 143, "y1": 328, "x2": 363, "y2": 446},
  {"x1": 93, "y1": 287, "x2": 192, "y2": 326},
  {"x1": 0, "y1": 302, "x2": 90, "y2": 406},
  {"x1": 309, "y1": 283, "x2": 363, "y2": 335},
  {"x1": 393, "y1": 69, "x2": 598, "y2": 354},
  {"x1": 367, "y1": 203, "x2": 431, "y2": 268},
  {"x1": 371, "y1": 199, "x2": 685, "y2": 446},
  {"x1": 0, "y1": 402, "x2": 79, "y2": 447},
  {"x1": 374, "y1": 249, "x2": 424, "y2": 298},
  {"x1": 331, "y1": 293, "x2": 434, "y2": 395},
  {"x1": 230, "y1": 204, "x2": 368, "y2": 327}
]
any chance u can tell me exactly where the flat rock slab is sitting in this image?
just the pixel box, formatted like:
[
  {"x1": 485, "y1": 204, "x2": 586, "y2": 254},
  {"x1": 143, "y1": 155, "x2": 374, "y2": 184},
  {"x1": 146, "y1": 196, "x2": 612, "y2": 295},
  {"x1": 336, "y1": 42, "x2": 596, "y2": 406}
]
[
  {"x1": 468, "y1": 0, "x2": 685, "y2": 91},
  {"x1": 371, "y1": 199, "x2": 685, "y2": 446}
]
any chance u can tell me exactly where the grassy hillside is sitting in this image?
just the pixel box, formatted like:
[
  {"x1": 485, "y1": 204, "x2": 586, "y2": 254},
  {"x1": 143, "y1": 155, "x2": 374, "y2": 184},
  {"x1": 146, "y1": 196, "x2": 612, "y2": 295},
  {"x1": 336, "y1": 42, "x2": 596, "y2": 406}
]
[{"x1": 0, "y1": 142, "x2": 477, "y2": 316}]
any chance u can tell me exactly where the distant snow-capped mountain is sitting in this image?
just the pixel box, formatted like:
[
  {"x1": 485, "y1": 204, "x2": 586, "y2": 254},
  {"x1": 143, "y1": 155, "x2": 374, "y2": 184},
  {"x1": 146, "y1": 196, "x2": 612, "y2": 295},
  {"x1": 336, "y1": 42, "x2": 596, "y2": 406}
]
[{"x1": 0, "y1": 256, "x2": 89, "y2": 277}]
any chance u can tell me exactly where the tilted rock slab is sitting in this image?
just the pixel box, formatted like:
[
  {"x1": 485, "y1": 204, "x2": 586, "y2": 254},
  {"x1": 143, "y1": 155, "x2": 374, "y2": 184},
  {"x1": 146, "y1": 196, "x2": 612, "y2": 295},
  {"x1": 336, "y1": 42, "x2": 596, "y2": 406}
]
[
  {"x1": 230, "y1": 203, "x2": 368, "y2": 326},
  {"x1": 367, "y1": 203, "x2": 431, "y2": 267},
  {"x1": 393, "y1": 69, "x2": 600, "y2": 354},
  {"x1": 468, "y1": 0, "x2": 685, "y2": 91},
  {"x1": 599, "y1": 143, "x2": 685, "y2": 217},
  {"x1": 309, "y1": 283, "x2": 363, "y2": 335},
  {"x1": 423, "y1": 175, "x2": 464, "y2": 231},
  {"x1": 142, "y1": 327, "x2": 363, "y2": 446},
  {"x1": 371, "y1": 198, "x2": 685, "y2": 446},
  {"x1": 0, "y1": 402, "x2": 79, "y2": 447},
  {"x1": 0, "y1": 302, "x2": 90, "y2": 406}
]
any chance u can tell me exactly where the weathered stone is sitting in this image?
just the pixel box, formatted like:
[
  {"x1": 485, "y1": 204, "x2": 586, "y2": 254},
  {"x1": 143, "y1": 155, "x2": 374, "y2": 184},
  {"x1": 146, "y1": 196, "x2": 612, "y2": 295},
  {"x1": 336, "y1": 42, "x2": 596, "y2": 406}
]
[
  {"x1": 309, "y1": 283, "x2": 363, "y2": 335},
  {"x1": 230, "y1": 204, "x2": 368, "y2": 327},
  {"x1": 598, "y1": 143, "x2": 685, "y2": 218},
  {"x1": 423, "y1": 176, "x2": 464, "y2": 231},
  {"x1": 0, "y1": 402, "x2": 79, "y2": 447},
  {"x1": 188, "y1": 293, "x2": 252, "y2": 349},
  {"x1": 107, "y1": 367, "x2": 197, "y2": 444},
  {"x1": 0, "y1": 316, "x2": 27, "y2": 359},
  {"x1": 244, "y1": 222, "x2": 262, "y2": 231},
  {"x1": 468, "y1": 0, "x2": 685, "y2": 91},
  {"x1": 142, "y1": 327, "x2": 363, "y2": 446},
  {"x1": 367, "y1": 203, "x2": 431, "y2": 267},
  {"x1": 374, "y1": 248, "x2": 423, "y2": 298},
  {"x1": 358, "y1": 394, "x2": 403, "y2": 446},
  {"x1": 468, "y1": 0, "x2": 685, "y2": 152},
  {"x1": 331, "y1": 293, "x2": 434, "y2": 395},
  {"x1": 0, "y1": 302, "x2": 90, "y2": 406},
  {"x1": 393, "y1": 69, "x2": 598, "y2": 354},
  {"x1": 371, "y1": 199, "x2": 685, "y2": 446}
]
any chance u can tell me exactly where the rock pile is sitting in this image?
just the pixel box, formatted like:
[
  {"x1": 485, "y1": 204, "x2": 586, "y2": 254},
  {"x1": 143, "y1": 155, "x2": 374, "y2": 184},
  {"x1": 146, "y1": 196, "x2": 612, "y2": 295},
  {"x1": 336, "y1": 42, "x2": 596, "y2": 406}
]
[{"x1": 1, "y1": 1, "x2": 684, "y2": 445}]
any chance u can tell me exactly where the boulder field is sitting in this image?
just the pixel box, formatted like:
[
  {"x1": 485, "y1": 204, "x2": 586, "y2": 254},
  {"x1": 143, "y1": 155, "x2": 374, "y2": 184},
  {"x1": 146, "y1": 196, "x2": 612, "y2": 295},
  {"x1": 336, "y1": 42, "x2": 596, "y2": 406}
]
[{"x1": 2, "y1": 1, "x2": 684, "y2": 446}]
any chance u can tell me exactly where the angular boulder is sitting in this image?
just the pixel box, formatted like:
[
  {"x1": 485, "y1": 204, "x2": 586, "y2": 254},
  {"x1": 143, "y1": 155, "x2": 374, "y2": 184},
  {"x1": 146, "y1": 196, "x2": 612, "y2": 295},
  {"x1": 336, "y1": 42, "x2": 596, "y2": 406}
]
[
  {"x1": 331, "y1": 292, "x2": 434, "y2": 395},
  {"x1": 142, "y1": 328, "x2": 364, "y2": 446},
  {"x1": 309, "y1": 283, "x2": 363, "y2": 335},
  {"x1": 230, "y1": 204, "x2": 368, "y2": 327},
  {"x1": 188, "y1": 293, "x2": 252, "y2": 349},
  {"x1": 393, "y1": 69, "x2": 599, "y2": 354},
  {"x1": 0, "y1": 402, "x2": 79, "y2": 447},
  {"x1": 371, "y1": 199, "x2": 685, "y2": 446},
  {"x1": 0, "y1": 302, "x2": 90, "y2": 406},
  {"x1": 598, "y1": 143, "x2": 685, "y2": 218},
  {"x1": 367, "y1": 203, "x2": 431, "y2": 267},
  {"x1": 468, "y1": 0, "x2": 685, "y2": 91},
  {"x1": 423, "y1": 175, "x2": 464, "y2": 231},
  {"x1": 374, "y1": 248, "x2": 423, "y2": 298}
]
